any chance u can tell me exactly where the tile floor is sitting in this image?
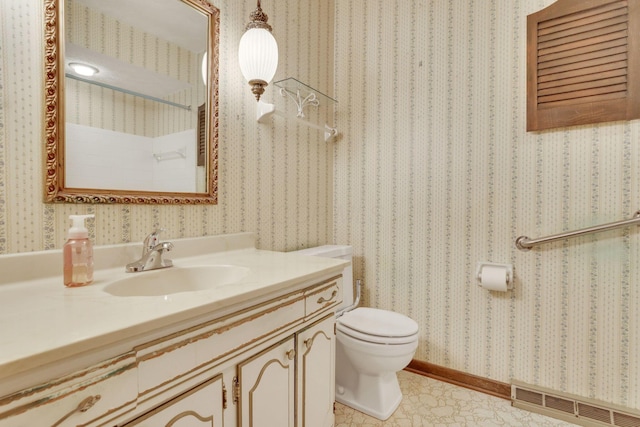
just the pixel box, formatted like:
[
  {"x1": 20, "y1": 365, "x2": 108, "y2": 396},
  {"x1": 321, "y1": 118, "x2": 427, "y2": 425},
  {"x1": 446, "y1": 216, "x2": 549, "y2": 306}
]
[{"x1": 334, "y1": 370, "x2": 576, "y2": 426}]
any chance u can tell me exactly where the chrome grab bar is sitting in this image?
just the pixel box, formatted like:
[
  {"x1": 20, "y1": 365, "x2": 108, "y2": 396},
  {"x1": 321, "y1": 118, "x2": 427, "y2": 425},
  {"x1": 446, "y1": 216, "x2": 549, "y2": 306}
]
[{"x1": 516, "y1": 210, "x2": 640, "y2": 251}]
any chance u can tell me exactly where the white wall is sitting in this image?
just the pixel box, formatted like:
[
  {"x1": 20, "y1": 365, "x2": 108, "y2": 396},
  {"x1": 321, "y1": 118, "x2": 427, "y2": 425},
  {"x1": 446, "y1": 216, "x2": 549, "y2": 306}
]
[
  {"x1": 65, "y1": 124, "x2": 197, "y2": 192},
  {"x1": 153, "y1": 129, "x2": 198, "y2": 193}
]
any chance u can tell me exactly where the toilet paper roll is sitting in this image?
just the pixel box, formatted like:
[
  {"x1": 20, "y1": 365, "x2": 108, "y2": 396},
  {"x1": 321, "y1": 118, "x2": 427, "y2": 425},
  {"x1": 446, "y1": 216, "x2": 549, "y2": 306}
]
[{"x1": 478, "y1": 265, "x2": 510, "y2": 292}]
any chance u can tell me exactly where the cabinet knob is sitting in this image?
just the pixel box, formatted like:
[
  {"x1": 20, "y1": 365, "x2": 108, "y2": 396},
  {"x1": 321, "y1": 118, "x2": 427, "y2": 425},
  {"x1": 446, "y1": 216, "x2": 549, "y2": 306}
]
[
  {"x1": 286, "y1": 349, "x2": 296, "y2": 360},
  {"x1": 317, "y1": 289, "x2": 338, "y2": 304},
  {"x1": 304, "y1": 338, "x2": 314, "y2": 349}
]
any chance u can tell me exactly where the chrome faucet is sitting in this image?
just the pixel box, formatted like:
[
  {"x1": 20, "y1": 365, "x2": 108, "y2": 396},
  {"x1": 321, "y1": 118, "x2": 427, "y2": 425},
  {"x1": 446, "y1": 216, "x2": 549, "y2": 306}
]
[{"x1": 125, "y1": 229, "x2": 174, "y2": 272}]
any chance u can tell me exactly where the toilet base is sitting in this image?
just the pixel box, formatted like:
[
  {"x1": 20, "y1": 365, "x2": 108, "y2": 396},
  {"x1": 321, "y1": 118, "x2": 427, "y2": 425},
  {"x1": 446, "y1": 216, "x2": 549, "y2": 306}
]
[{"x1": 335, "y1": 371, "x2": 402, "y2": 421}]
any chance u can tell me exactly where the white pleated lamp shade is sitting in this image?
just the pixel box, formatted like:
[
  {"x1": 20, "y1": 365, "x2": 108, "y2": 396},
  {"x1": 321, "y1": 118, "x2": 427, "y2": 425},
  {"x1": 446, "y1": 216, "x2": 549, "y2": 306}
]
[{"x1": 238, "y1": 27, "x2": 278, "y2": 100}]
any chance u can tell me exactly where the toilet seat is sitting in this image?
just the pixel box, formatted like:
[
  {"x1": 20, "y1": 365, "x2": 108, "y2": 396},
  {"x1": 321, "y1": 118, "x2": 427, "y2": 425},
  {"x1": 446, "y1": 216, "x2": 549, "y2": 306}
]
[
  {"x1": 337, "y1": 323, "x2": 419, "y2": 345},
  {"x1": 337, "y1": 307, "x2": 419, "y2": 345}
]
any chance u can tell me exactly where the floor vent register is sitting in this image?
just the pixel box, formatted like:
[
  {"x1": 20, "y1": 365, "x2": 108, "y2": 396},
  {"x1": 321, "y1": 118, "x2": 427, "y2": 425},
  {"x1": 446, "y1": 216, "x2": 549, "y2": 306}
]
[{"x1": 511, "y1": 381, "x2": 640, "y2": 427}]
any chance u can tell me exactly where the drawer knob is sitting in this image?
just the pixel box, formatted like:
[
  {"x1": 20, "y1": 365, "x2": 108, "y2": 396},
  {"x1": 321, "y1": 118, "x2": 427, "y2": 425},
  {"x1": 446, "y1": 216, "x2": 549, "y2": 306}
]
[
  {"x1": 304, "y1": 338, "x2": 314, "y2": 349},
  {"x1": 286, "y1": 349, "x2": 296, "y2": 360},
  {"x1": 317, "y1": 289, "x2": 337, "y2": 304},
  {"x1": 78, "y1": 395, "x2": 101, "y2": 412}
]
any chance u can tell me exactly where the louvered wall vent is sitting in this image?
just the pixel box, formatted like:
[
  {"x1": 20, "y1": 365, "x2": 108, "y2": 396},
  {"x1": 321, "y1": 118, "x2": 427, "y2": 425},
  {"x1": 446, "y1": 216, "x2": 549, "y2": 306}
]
[
  {"x1": 527, "y1": 0, "x2": 640, "y2": 131},
  {"x1": 197, "y1": 103, "x2": 206, "y2": 167},
  {"x1": 512, "y1": 382, "x2": 640, "y2": 427}
]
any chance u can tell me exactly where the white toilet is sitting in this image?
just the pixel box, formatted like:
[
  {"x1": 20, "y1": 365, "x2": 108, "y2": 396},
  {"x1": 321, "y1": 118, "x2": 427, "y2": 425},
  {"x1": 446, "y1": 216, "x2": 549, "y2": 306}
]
[{"x1": 293, "y1": 245, "x2": 419, "y2": 420}]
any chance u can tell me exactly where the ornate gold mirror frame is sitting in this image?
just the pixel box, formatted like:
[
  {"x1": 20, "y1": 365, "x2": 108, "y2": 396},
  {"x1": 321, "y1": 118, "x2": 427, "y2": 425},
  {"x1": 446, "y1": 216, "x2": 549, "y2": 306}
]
[{"x1": 44, "y1": 0, "x2": 219, "y2": 204}]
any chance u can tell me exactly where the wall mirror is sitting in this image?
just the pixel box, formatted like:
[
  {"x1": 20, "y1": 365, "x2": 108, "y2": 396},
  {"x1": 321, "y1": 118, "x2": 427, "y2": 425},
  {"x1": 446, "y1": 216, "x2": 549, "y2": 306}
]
[{"x1": 44, "y1": 0, "x2": 219, "y2": 204}]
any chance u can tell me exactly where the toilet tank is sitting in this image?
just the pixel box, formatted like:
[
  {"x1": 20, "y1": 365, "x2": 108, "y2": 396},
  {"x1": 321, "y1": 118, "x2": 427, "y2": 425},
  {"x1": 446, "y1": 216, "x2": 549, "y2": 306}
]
[{"x1": 291, "y1": 245, "x2": 354, "y2": 309}]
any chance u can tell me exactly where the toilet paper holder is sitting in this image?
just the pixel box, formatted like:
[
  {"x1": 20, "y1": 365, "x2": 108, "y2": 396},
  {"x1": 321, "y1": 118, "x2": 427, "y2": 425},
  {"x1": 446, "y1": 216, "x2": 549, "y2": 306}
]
[{"x1": 475, "y1": 262, "x2": 513, "y2": 290}]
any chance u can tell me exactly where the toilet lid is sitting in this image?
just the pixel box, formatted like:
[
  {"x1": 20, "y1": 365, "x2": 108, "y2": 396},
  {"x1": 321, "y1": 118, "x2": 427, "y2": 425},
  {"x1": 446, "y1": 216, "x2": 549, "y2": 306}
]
[{"x1": 337, "y1": 307, "x2": 418, "y2": 339}]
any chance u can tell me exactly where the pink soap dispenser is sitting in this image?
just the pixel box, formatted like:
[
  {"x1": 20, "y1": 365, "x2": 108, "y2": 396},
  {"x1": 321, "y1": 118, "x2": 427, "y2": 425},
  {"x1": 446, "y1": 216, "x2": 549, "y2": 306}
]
[{"x1": 63, "y1": 214, "x2": 95, "y2": 287}]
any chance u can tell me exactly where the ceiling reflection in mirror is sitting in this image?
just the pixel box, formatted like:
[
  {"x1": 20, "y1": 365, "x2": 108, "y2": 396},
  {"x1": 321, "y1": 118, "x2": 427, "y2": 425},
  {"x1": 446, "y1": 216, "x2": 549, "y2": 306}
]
[{"x1": 44, "y1": 0, "x2": 219, "y2": 204}]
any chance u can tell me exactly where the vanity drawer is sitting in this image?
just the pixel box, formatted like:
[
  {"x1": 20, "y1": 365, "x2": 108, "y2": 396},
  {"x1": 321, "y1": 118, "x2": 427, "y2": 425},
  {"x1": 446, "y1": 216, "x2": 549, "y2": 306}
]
[
  {"x1": 123, "y1": 374, "x2": 223, "y2": 426},
  {"x1": 136, "y1": 291, "x2": 306, "y2": 397},
  {"x1": 0, "y1": 352, "x2": 137, "y2": 427},
  {"x1": 304, "y1": 277, "x2": 342, "y2": 318}
]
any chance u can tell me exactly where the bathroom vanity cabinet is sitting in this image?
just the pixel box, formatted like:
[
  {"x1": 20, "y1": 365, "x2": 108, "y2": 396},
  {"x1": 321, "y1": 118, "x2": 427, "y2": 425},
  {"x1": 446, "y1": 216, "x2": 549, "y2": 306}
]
[
  {"x1": 0, "y1": 260, "x2": 342, "y2": 427},
  {"x1": 237, "y1": 314, "x2": 336, "y2": 427},
  {"x1": 128, "y1": 312, "x2": 335, "y2": 427}
]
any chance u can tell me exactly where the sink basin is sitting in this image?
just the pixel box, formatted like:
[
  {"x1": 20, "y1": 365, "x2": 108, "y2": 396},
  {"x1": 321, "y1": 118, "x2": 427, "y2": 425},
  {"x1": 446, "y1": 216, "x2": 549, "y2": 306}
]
[{"x1": 104, "y1": 265, "x2": 250, "y2": 297}]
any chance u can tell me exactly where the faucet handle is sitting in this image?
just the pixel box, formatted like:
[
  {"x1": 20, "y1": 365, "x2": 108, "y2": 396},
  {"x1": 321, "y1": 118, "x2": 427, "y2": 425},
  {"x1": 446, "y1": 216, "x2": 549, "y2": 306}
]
[{"x1": 143, "y1": 228, "x2": 166, "y2": 252}]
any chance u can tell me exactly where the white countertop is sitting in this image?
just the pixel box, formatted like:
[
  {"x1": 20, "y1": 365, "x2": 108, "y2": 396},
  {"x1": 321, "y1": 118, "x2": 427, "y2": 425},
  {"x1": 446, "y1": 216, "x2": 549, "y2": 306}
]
[{"x1": 0, "y1": 233, "x2": 347, "y2": 394}]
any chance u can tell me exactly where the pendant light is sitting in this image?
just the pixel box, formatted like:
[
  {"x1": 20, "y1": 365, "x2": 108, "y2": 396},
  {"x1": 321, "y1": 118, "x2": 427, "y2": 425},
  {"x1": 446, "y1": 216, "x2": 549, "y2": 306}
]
[{"x1": 238, "y1": 0, "x2": 278, "y2": 101}]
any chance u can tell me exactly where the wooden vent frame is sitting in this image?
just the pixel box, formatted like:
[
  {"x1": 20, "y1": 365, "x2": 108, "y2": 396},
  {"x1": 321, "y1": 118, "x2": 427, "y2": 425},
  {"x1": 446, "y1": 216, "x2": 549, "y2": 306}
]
[
  {"x1": 197, "y1": 103, "x2": 206, "y2": 167},
  {"x1": 527, "y1": 0, "x2": 640, "y2": 131}
]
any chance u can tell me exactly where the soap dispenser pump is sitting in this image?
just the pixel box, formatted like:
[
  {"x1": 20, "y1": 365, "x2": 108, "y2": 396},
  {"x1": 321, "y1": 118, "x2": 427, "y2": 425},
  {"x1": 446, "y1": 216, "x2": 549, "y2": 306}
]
[{"x1": 63, "y1": 214, "x2": 95, "y2": 287}]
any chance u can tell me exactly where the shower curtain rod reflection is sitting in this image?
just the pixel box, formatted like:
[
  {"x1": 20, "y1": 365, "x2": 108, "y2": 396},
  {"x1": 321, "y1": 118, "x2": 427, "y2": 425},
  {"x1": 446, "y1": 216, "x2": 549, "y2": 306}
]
[
  {"x1": 516, "y1": 210, "x2": 640, "y2": 251},
  {"x1": 66, "y1": 74, "x2": 192, "y2": 111}
]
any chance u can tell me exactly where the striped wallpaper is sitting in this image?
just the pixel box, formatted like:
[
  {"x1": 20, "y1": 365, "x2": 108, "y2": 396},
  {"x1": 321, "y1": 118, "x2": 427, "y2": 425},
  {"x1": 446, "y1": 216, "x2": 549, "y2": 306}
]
[
  {"x1": 1, "y1": 0, "x2": 639, "y2": 414},
  {"x1": 0, "y1": 0, "x2": 334, "y2": 252},
  {"x1": 333, "y1": 0, "x2": 639, "y2": 410}
]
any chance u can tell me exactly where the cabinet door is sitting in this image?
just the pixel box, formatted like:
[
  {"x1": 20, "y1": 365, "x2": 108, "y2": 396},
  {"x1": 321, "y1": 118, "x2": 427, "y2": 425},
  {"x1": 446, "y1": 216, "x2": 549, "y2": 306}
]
[
  {"x1": 124, "y1": 375, "x2": 223, "y2": 427},
  {"x1": 297, "y1": 315, "x2": 335, "y2": 427},
  {"x1": 237, "y1": 337, "x2": 296, "y2": 427}
]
